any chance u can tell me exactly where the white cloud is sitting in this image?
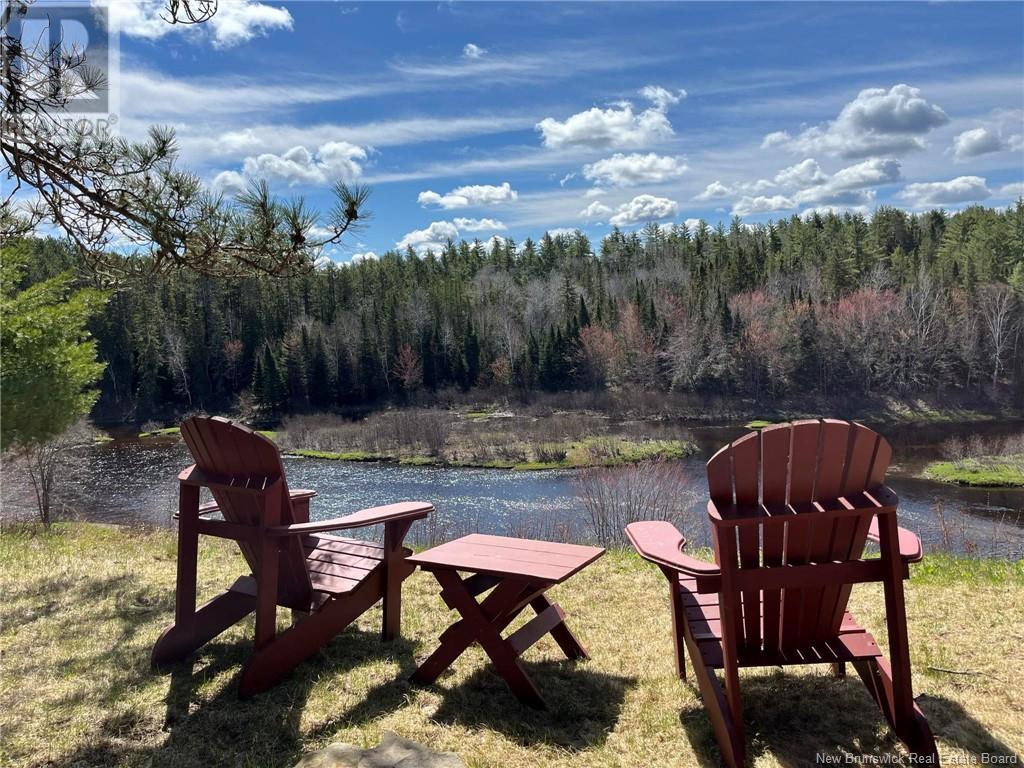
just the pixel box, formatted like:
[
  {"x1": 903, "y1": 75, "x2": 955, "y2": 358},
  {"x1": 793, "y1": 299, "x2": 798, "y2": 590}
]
[
  {"x1": 898, "y1": 176, "x2": 991, "y2": 207},
  {"x1": 694, "y1": 181, "x2": 732, "y2": 201},
  {"x1": 773, "y1": 159, "x2": 828, "y2": 189},
  {"x1": 732, "y1": 195, "x2": 796, "y2": 217},
  {"x1": 684, "y1": 218, "x2": 702, "y2": 230},
  {"x1": 579, "y1": 201, "x2": 613, "y2": 219},
  {"x1": 463, "y1": 43, "x2": 487, "y2": 59},
  {"x1": 536, "y1": 102, "x2": 674, "y2": 150},
  {"x1": 583, "y1": 188, "x2": 607, "y2": 198},
  {"x1": 453, "y1": 217, "x2": 507, "y2": 232},
  {"x1": 240, "y1": 141, "x2": 366, "y2": 186},
  {"x1": 396, "y1": 221, "x2": 460, "y2": 252},
  {"x1": 788, "y1": 158, "x2": 899, "y2": 206},
  {"x1": 418, "y1": 182, "x2": 518, "y2": 209},
  {"x1": 951, "y1": 127, "x2": 1021, "y2": 161},
  {"x1": 697, "y1": 158, "x2": 898, "y2": 213},
  {"x1": 827, "y1": 158, "x2": 902, "y2": 190},
  {"x1": 351, "y1": 251, "x2": 378, "y2": 262},
  {"x1": 212, "y1": 170, "x2": 247, "y2": 195},
  {"x1": 997, "y1": 182, "x2": 1024, "y2": 198},
  {"x1": 582, "y1": 152, "x2": 688, "y2": 187},
  {"x1": 545, "y1": 228, "x2": 580, "y2": 238},
  {"x1": 609, "y1": 194, "x2": 679, "y2": 226},
  {"x1": 761, "y1": 131, "x2": 791, "y2": 150},
  {"x1": 639, "y1": 85, "x2": 687, "y2": 111},
  {"x1": 694, "y1": 178, "x2": 774, "y2": 201},
  {"x1": 104, "y1": 0, "x2": 293, "y2": 47},
  {"x1": 762, "y1": 84, "x2": 949, "y2": 158}
]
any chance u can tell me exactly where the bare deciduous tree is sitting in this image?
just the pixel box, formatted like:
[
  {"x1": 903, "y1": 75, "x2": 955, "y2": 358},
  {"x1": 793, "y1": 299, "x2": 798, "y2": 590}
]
[
  {"x1": 979, "y1": 283, "x2": 1017, "y2": 389},
  {"x1": 574, "y1": 459, "x2": 699, "y2": 547},
  {"x1": 18, "y1": 419, "x2": 93, "y2": 527},
  {"x1": 163, "y1": 327, "x2": 192, "y2": 405}
]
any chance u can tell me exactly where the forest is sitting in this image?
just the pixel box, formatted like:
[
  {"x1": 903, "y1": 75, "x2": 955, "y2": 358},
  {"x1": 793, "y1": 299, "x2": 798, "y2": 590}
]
[{"x1": 10, "y1": 202, "x2": 1024, "y2": 424}]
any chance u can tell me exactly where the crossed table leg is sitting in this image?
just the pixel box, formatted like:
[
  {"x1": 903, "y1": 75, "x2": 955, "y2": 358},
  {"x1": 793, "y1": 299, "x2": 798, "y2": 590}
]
[{"x1": 410, "y1": 568, "x2": 589, "y2": 709}]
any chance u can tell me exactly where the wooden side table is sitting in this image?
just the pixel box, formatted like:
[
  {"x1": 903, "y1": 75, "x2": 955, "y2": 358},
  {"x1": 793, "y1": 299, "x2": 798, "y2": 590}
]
[{"x1": 408, "y1": 534, "x2": 605, "y2": 708}]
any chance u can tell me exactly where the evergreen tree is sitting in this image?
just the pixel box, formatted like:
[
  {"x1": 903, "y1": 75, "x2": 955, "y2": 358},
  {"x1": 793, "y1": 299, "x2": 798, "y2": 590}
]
[{"x1": 307, "y1": 336, "x2": 333, "y2": 408}]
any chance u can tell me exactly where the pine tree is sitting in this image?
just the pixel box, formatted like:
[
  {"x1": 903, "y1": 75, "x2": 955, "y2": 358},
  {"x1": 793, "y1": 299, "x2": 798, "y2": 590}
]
[
  {"x1": 577, "y1": 295, "x2": 591, "y2": 328},
  {"x1": 307, "y1": 336, "x2": 333, "y2": 408},
  {"x1": 464, "y1": 322, "x2": 481, "y2": 387},
  {"x1": 255, "y1": 344, "x2": 286, "y2": 413}
]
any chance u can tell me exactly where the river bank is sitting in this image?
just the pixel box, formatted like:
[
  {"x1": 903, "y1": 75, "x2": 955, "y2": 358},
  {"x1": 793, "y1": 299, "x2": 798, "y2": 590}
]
[
  {"x1": 6, "y1": 411, "x2": 1022, "y2": 556},
  {"x1": 1, "y1": 523, "x2": 1020, "y2": 768},
  {"x1": 121, "y1": 392, "x2": 1023, "y2": 472}
]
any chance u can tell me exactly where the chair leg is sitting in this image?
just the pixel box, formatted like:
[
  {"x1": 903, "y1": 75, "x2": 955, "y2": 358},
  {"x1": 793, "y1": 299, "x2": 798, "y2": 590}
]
[
  {"x1": 687, "y1": 647, "x2": 745, "y2": 768},
  {"x1": 152, "y1": 587, "x2": 257, "y2": 666},
  {"x1": 668, "y1": 580, "x2": 688, "y2": 680},
  {"x1": 381, "y1": 558, "x2": 413, "y2": 641},
  {"x1": 853, "y1": 658, "x2": 938, "y2": 761},
  {"x1": 381, "y1": 521, "x2": 415, "y2": 641},
  {"x1": 831, "y1": 661, "x2": 846, "y2": 678},
  {"x1": 238, "y1": 570, "x2": 384, "y2": 697}
]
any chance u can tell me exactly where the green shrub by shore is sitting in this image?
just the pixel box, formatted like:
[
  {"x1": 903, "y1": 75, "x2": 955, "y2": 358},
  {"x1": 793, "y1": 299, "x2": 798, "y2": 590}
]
[
  {"x1": 287, "y1": 437, "x2": 695, "y2": 471},
  {"x1": 923, "y1": 455, "x2": 1024, "y2": 488}
]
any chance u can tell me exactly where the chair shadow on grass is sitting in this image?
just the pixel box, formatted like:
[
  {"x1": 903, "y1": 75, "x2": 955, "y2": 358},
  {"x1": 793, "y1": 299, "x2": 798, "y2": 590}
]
[
  {"x1": 677, "y1": 669, "x2": 1021, "y2": 767},
  {"x1": 156, "y1": 626, "x2": 430, "y2": 767},
  {"x1": 42, "y1": 620, "x2": 418, "y2": 768},
  {"x1": 308, "y1": 653, "x2": 635, "y2": 751},
  {"x1": 430, "y1": 660, "x2": 635, "y2": 749}
]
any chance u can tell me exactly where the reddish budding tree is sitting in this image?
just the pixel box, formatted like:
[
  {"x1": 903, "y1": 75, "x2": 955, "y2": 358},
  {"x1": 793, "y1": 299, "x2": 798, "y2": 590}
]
[
  {"x1": 223, "y1": 338, "x2": 244, "y2": 389},
  {"x1": 489, "y1": 356, "x2": 512, "y2": 389},
  {"x1": 822, "y1": 287, "x2": 902, "y2": 394},
  {"x1": 614, "y1": 304, "x2": 657, "y2": 388},
  {"x1": 576, "y1": 324, "x2": 618, "y2": 390},
  {"x1": 392, "y1": 343, "x2": 423, "y2": 393},
  {"x1": 729, "y1": 290, "x2": 796, "y2": 397}
]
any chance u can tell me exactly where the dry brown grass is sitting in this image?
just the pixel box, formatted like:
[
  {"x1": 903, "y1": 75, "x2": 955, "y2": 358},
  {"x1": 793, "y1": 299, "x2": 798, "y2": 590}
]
[{"x1": 1, "y1": 524, "x2": 1021, "y2": 767}]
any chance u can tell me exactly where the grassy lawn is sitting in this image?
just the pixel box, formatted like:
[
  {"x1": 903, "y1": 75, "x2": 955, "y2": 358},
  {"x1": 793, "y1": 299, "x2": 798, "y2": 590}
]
[
  {"x1": 2, "y1": 524, "x2": 1021, "y2": 768},
  {"x1": 923, "y1": 455, "x2": 1024, "y2": 488}
]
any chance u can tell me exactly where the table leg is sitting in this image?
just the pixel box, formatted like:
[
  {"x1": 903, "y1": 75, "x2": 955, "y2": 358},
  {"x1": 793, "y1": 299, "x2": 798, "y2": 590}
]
[
  {"x1": 530, "y1": 593, "x2": 589, "y2": 660},
  {"x1": 411, "y1": 577, "x2": 526, "y2": 685},
  {"x1": 411, "y1": 570, "x2": 548, "y2": 708}
]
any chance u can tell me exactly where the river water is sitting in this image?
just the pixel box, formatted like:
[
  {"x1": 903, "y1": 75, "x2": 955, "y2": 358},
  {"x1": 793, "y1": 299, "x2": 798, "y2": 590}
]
[{"x1": 4, "y1": 420, "x2": 1022, "y2": 557}]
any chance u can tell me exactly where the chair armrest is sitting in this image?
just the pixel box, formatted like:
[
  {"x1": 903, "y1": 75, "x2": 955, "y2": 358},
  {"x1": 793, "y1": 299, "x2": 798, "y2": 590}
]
[
  {"x1": 266, "y1": 501, "x2": 433, "y2": 537},
  {"x1": 867, "y1": 518, "x2": 923, "y2": 563},
  {"x1": 625, "y1": 521, "x2": 721, "y2": 588}
]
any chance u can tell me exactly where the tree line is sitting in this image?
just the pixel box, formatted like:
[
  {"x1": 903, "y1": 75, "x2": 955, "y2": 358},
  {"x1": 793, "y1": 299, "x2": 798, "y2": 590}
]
[{"x1": 12, "y1": 202, "x2": 1024, "y2": 423}]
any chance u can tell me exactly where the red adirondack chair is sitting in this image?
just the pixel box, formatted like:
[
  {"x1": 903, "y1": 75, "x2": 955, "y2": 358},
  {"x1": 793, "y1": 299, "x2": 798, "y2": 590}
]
[
  {"x1": 151, "y1": 416, "x2": 433, "y2": 697},
  {"x1": 626, "y1": 419, "x2": 938, "y2": 767}
]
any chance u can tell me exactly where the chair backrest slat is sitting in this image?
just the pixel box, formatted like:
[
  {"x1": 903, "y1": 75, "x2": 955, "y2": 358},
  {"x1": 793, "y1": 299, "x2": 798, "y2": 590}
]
[
  {"x1": 759, "y1": 425, "x2": 790, "y2": 652},
  {"x1": 787, "y1": 420, "x2": 821, "y2": 503},
  {"x1": 181, "y1": 417, "x2": 313, "y2": 606},
  {"x1": 706, "y1": 419, "x2": 895, "y2": 654},
  {"x1": 707, "y1": 443, "x2": 734, "y2": 505}
]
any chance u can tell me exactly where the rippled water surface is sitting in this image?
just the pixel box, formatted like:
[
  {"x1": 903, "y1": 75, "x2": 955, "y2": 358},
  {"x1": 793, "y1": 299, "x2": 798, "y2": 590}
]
[{"x1": 6, "y1": 420, "x2": 1023, "y2": 557}]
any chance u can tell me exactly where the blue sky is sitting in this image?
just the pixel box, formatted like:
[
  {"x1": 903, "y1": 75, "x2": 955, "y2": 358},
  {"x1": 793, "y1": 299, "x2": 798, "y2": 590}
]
[{"x1": 101, "y1": 0, "x2": 1023, "y2": 261}]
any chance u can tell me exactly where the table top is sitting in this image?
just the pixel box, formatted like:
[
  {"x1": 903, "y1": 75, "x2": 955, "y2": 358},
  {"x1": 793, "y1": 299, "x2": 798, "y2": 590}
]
[{"x1": 407, "y1": 534, "x2": 605, "y2": 583}]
